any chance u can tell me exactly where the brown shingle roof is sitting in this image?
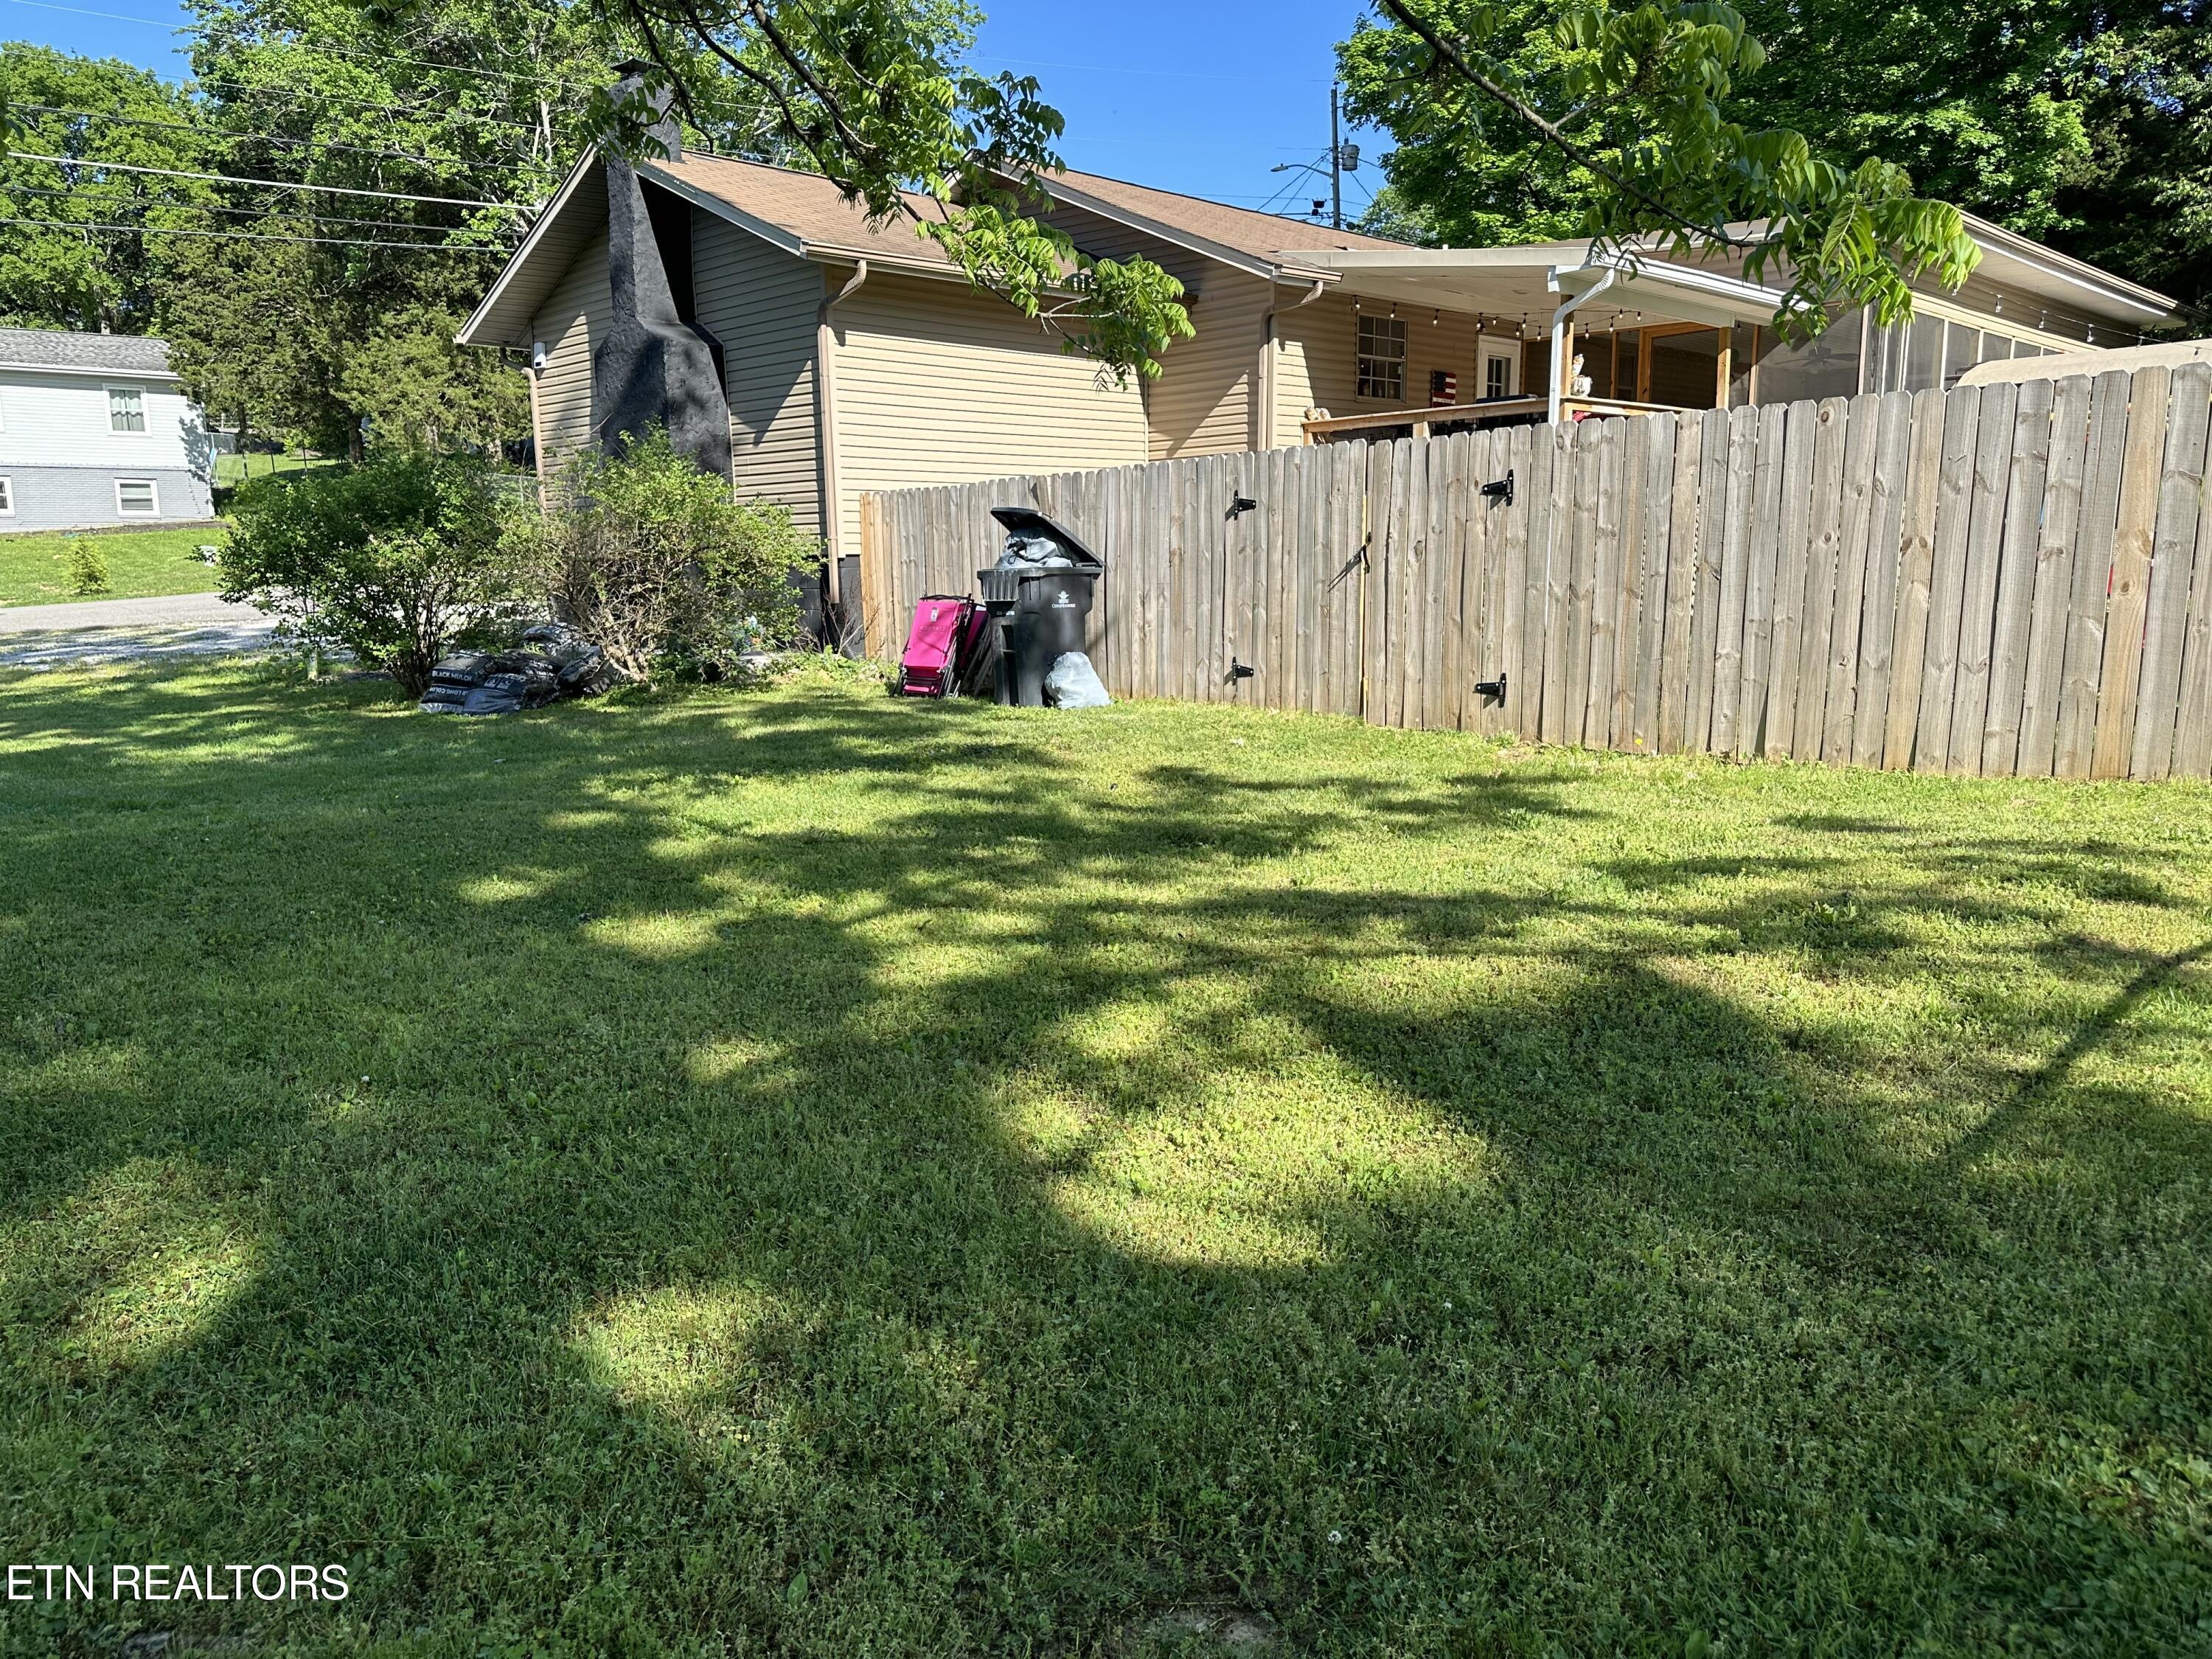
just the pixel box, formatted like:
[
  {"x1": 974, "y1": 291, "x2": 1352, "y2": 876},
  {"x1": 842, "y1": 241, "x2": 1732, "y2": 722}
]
[
  {"x1": 1037, "y1": 167, "x2": 1413, "y2": 265},
  {"x1": 648, "y1": 152, "x2": 961, "y2": 271},
  {"x1": 648, "y1": 153, "x2": 1411, "y2": 278}
]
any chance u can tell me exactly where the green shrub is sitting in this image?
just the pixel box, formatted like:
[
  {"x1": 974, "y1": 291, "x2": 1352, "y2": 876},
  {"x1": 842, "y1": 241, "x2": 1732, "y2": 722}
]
[
  {"x1": 517, "y1": 430, "x2": 815, "y2": 684},
  {"x1": 218, "y1": 455, "x2": 514, "y2": 695},
  {"x1": 63, "y1": 538, "x2": 109, "y2": 597}
]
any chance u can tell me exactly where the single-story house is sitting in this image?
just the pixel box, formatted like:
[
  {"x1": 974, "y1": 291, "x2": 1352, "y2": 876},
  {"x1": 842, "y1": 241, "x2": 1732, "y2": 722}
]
[
  {"x1": 0, "y1": 328, "x2": 217, "y2": 531},
  {"x1": 459, "y1": 136, "x2": 2188, "y2": 572}
]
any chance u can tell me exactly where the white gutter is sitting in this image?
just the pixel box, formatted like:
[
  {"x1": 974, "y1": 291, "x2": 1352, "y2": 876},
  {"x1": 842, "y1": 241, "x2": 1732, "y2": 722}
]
[
  {"x1": 1545, "y1": 267, "x2": 1617, "y2": 425},
  {"x1": 0, "y1": 362, "x2": 175, "y2": 381},
  {"x1": 1258, "y1": 277, "x2": 1326, "y2": 448}
]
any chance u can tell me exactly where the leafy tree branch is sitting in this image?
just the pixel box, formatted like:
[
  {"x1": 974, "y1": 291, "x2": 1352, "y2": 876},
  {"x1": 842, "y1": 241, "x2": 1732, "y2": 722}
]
[{"x1": 1357, "y1": 0, "x2": 1984, "y2": 336}]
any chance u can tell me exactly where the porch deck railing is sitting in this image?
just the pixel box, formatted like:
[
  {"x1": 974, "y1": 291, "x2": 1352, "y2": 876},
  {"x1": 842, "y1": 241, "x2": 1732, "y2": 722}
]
[{"x1": 1301, "y1": 394, "x2": 1686, "y2": 442}]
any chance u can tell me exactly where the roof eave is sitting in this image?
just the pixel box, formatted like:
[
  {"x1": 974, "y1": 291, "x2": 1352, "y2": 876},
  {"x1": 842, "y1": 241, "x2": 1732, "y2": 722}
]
[
  {"x1": 0, "y1": 360, "x2": 174, "y2": 380},
  {"x1": 998, "y1": 169, "x2": 1304, "y2": 285},
  {"x1": 456, "y1": 156, "x2": 594, "y2": 349},
  {"x1": 1958, "y1": 210, "x2": 2181, "y2": 325}
]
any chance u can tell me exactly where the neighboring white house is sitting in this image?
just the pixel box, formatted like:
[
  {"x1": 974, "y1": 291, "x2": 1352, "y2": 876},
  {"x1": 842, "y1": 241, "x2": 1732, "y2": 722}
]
[{"x1": 0, "y1": 328, "x2": 216, "y2": 532}]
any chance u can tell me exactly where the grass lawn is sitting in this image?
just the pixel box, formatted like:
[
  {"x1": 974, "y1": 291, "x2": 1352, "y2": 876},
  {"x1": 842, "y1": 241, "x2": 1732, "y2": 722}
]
[
  {"x1": 1, "y1": 662, "x2": 2208, "y2": 1655},
  {"x1": 0, "y1": 528, "x2": 223, "y2": 607},
  {"x1": 215, "y1": 453, "x2": 344, "y2": 488}
]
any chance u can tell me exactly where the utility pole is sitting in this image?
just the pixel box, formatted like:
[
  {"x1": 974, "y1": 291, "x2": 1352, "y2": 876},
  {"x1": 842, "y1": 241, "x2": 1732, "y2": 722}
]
[{"x1": 1329, "y1": 83, "x2": 1343, "y2": 231}]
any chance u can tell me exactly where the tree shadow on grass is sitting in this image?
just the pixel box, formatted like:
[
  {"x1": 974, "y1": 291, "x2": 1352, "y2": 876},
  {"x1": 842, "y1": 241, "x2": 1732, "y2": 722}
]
[{"x1": 3, "y1": 667, "x2": 2210, "y2": 1655}]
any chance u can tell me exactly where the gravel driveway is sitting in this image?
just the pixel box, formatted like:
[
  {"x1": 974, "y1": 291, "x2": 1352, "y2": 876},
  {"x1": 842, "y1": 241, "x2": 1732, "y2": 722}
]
[{"x1": 0, "y1": 592, "x2": 280, "y2": 668}]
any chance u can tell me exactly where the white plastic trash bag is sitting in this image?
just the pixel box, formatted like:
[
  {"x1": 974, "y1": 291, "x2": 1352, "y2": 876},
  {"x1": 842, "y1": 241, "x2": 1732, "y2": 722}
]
[{"x1": 1045, "y1": 651, "x2": 1110, "y2": 709}]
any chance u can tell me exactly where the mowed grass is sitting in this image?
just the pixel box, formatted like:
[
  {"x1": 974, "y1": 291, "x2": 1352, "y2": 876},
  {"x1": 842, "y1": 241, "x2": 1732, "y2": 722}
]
[
  {"x1": 215, "y1": 453, "x2": 343, "y2": 488},
  {"x1": 2, "y1": 662, "x2": 2209, "y2": 1657},
  {"x1": 0, "y1": 527, "x2": 223, "y2": 607}
]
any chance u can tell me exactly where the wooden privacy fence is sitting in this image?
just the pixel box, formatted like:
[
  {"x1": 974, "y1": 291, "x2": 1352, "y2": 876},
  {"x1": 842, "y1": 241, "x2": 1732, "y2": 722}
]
[{"x1": 858, "y1": 364, "x2": 2212, "y2": 781}]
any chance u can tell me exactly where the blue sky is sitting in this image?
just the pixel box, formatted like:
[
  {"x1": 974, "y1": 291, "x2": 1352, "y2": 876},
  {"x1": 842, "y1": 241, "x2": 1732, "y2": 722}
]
[{"x1": 0, "y1": 0, "x2": 1383, "y2": 222}]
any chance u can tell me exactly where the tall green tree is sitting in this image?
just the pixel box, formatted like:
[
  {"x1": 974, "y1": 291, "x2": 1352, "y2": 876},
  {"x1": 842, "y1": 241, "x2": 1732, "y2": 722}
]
[
  {"x1": 1728, "y1": 0, "x2": 2211, "y2": 313},
  {"x1": 1347, "y1": 0, "x2": 2210, "y2": 316},
  {"x1": 150, "y1": 0, "x2": 625, "y2": 452},
  {"x1": 1342, "y1": 1, "x2": 1981, "y2": 335},
  {"x1": 2055, "y1": 11, "x2": 2211, "y2": 311},
  {"x1": 375, "y1": 0, "x2": 1199, "y2": 380},
  {"x1": 0, "y1": 44, "x2": 213, "y2": 330}
]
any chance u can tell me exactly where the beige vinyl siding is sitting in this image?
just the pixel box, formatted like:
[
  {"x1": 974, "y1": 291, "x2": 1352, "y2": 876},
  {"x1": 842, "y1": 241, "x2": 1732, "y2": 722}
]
[
  {"x1": 1276, "y1": 292, "x2": 1489, "y2": 439},
  {"x1": 829, "y1": 268, "x2": 1147, "y2": 554},
  {"x1": 1035, "y1": 201, "x2": 1269, "y2": 459},
  {"x1": 691, "y1": 211, "x2": 824, "y2": 534},
  {"x1": 1147, "y1": 272, "x2": 1271, "y2": 458},
  {"x1": 528, "y1": 230, "x2": 612, "y2": 475}
]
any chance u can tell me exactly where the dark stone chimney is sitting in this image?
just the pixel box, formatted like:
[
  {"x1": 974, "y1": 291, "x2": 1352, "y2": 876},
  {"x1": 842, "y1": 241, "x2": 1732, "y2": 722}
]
[{"x1": 591, "y1": 60, "x2": 732, "y2": 481}]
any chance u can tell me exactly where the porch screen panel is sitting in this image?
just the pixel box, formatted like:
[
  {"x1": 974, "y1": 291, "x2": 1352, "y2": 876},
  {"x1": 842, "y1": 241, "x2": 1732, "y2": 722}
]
[
  {"x1": 1905, "y1": 316, "x2": 1944, "y2": 391},
  {"x1": 1756, "y1": 310, "x2": 1863, "y2": 403},
  {"x1": 1728, "y1": 324, "x2": 1761, "y2": 406},
  {"x1": 1647, "y1": 328, "x2": 1722, "y2": 408}
]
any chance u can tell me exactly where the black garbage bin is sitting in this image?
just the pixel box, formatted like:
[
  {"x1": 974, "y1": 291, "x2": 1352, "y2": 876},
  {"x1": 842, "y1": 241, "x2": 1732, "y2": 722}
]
[{"x1": 978, "y1": 507, "x2": 1102, "y2": 706}]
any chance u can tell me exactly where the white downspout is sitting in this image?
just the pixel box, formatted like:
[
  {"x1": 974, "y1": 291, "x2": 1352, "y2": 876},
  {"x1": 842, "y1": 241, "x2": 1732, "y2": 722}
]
[
  {"x1": 1545, "y1": 266, "x2": 1618, "y2": 425},
  {"x1": 815, "y1": 259, "x2": 869, "y2": 585},
  {"x1": 1259, "y1": 276, "x2": 1327, "y2": 448}
]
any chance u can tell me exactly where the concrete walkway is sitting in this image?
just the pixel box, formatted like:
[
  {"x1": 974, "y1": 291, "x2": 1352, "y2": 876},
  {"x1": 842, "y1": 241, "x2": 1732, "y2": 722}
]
[{"x1": 0, "y1": 591, "x2": 280, "y2": 668}]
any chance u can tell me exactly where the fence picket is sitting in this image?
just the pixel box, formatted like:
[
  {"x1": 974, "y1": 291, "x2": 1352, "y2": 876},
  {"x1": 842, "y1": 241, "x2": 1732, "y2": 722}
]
[
  {"x1": 2174, "y1": 422, "x2": 2212, "y2": 779},
  {"x1": 1606, "y1": 418, "x2": 1645, "y2": 746},
  {"x1": 1850, "y1": 394, "x2": 1914, "y2": 767},
  {"x1": 1461, "y1": 431, "x2": 1500, "y2": 732},
  {"x1": 1795, "y1": 398, "x2": 1853, "y2": 760},
  {"x1": 1764, "y1": 402, "x2": 1818, "y2": 757},
  {"x1": 2092, "y1": 367, "x2": 2172, "y2": 776},
  {"x1": 1947, "y1": 383, "x2": 2020, "y2": 775},
  {"x1": 1822, "y1": 394, "x2": 1885, "y2": 762},
  {"x1": 1913, "y1": 389, "x2": 1984, "y2": 771},
  {"x1": 1978, "y1": 380, "x2": 2056, "y2": 773},
  {"x1": 2055, "y1": 372, "x2": 2136, "y2": 779},
  {"x1": 1518, "y1": 425, "x2": 1557, "y2": 739},
  {"x1": 1498, "y1": 424, "x2": 1534, "y2": 736},
  {"x1": 1737, "y1": 401, "x2": 1789, "y2": 757},
  {"x1": 2016, "y1": 378, "x2": 2094, "y2": 774},
  {"x1": 1562, "y1": 422, "x2": 1601, "y2": 743},
  {"x1": 1433, "y1": 434, "x2": 1469, "y2": 732},
  {"x1": 1710, "y1": 406, "x2": 1759, "y2": 754},
  {"x1": 2132, "y1": 366, "x2": 2212, "y2": 778},
  {"x1": 1630, "y1": 414, "x2": 1677, "y2": 752},
  {"x1": 1657, "y1": 411, "x2": 1704, "y2": 752},
  {"x1": 1684, "y1": 408, "x2": 1732, "y2": 751}
]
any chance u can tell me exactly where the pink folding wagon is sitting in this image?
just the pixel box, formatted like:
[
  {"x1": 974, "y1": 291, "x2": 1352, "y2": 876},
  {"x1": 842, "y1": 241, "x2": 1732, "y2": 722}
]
[{"x1": 895, "y1": 594, "x2": 990, "y2": 698}]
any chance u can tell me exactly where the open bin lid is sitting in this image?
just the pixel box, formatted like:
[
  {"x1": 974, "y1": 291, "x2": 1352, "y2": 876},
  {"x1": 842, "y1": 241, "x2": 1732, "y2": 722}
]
[{"x1": 990, "y1": 507, "x2": 1102, "y2": 572}]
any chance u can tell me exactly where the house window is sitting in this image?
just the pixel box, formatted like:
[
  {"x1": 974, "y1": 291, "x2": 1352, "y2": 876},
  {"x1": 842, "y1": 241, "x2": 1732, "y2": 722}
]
[
  {"x1": 108, "y1": 384, "x2": 146, "y2": 433},
  {"x1": 115, "y1": 478, "x2": 158, "y2": 515},
  {"x1": 0, "y1": 477, "x2": 14, "y2": 515},
  {"x1": 1484, "y1": 351, "x2": 1513, "y2": 400},
  {"x1": 1356, "y1": 314, "x2": 1407, "y2": 401}
]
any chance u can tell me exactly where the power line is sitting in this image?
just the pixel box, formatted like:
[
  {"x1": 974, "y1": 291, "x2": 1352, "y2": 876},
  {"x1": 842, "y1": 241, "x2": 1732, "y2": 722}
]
[
  {"x1": 3, "y1": 182, "x2": 519, "y2": 237},
  {"x1": 0, "y1": 214, "x2": 502, "y2": 251},
  {"x1": 229, "y1": 40, "x2": 588, "y2": 93},
  {"x1": 10, "y1": 102, "x2": 524, "y2": 173},
  {"x1": 189, "y1": 77, "x2": 543, "y2": 131},
  {"x1": 6, "y1": 152, "x2": 534, "y2": 212}
]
